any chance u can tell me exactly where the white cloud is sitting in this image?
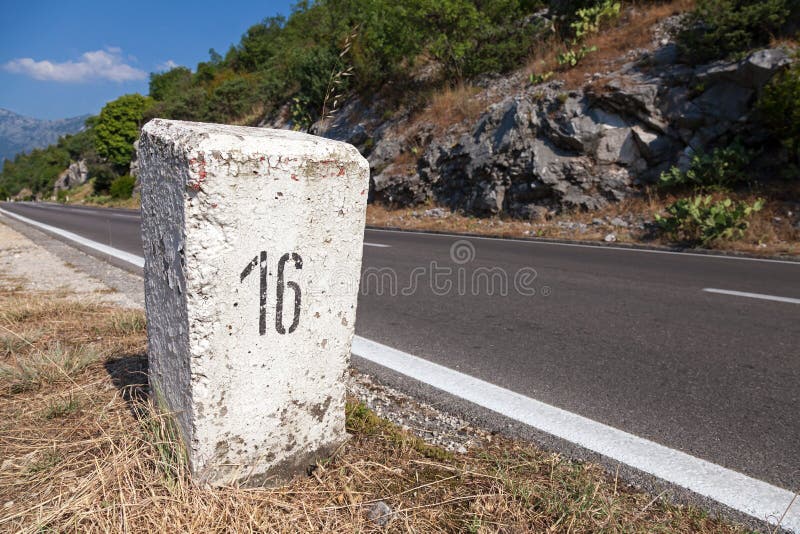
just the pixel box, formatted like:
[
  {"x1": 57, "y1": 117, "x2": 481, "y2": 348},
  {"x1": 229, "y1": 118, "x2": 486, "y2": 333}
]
[
  {"x1": 3, "y1": 48, "x2": 146, "y2": 83},
  {"x1": 156, "y1": 59, "x2": 180, "y2": 71}
]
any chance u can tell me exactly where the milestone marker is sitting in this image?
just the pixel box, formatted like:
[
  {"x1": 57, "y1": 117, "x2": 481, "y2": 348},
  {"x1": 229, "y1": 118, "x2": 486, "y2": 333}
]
[{"x1": 138, "y1": 119, "x2": 369, "y2": 485}]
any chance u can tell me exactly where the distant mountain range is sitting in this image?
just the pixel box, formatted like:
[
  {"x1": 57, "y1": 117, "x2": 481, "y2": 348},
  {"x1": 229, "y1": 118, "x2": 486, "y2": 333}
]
[{"x1": 0, "y1": 108, "x2": 90, "y2": 170}]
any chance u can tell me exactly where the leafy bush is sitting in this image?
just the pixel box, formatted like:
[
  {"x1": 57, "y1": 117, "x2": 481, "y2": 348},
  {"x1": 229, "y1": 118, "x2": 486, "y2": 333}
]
[
  {"x1": 758, "y1": 58, "x2": 800, "y2": 164},
  {"x1": 570, "y1": 0, "x2": 621, "y2": 39},
  {"x1": 109, "y1": 175, "x2": 136, "y2": 199},
  {"x1": 554, "y1": 0, "x2": 618, "y2": 69},
  {"x1": 90, "y1": 164, "x2": 117, "y2": 195},
  {"x1": 659, "y1": 142, "x2": 752, "y2": 189},
  {"x1": 678, "y1": 0, "x2": 798, "y2": 63},
  {"x1": 290, "y1": 96, "x2": 313, "y2": 132},
  {"x1": 204, "y1": 77, "x2": 256, "y2": 124},
  {"x1": 529, "y1": 71, "x2": 554, "y2": 84},
  {"x1": 149, "y1": 67, "x2": 193, "y2": 102},
  {"x1": 655, "y1": 195, "x2": 764, "y2": 245},
  {"x1": 550, "y1": 0, "x2": 604, "y2": 28},
  {"x1": 289, "y1": 46, "x2": 342, "y2": 118},
  {"x1": 557, "y1": 44, "x2": 597, "y2": 67},
  {"x1": 146, "y1": 86, "x2": 207, "y2": 122},
  {"x1": 445, "y1": 0, "x2": 551, "y2": 78}
]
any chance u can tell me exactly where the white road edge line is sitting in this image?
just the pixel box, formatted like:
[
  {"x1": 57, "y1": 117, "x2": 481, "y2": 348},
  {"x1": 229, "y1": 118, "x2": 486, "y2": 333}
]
[
  {"x1": 366, "y1": 227, "x2": 800, "y2": 265},
  {"x1": 0, "y1": 208, "x2": 145, "y2": 268},
  {"x1": 364, "y1": 242, "x2": 390, "y2": 248},
  {"x1": 352, "y1": 337, "x2": 800, "y2": 532},
  {"x1": 3, "y1": 206, "x2": 798, "y2": 531},
  {"x1": 703, "y1": 288, "x2": 800, "y2": 305}
]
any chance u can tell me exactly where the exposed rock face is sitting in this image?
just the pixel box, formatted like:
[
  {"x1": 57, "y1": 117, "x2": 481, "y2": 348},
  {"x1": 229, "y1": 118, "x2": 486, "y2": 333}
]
[
  {"x1": 53, "y1": 160, "x2": 88, "y2": 193},
  {"x1": 313, "y1": 44, "x2": 793, "y2": 218},
  {"x1": 423, "y1": 47, "x2": 791, "y2": 216}
]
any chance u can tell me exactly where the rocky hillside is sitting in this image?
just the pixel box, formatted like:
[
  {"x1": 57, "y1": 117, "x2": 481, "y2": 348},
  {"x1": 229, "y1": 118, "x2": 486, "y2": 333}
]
[
  {"x1": 0, "y1": 109, "x2": 88, "y2": 170},
  {"x1": 306, "y1": 15, "x2": 795, "y2": 220}
]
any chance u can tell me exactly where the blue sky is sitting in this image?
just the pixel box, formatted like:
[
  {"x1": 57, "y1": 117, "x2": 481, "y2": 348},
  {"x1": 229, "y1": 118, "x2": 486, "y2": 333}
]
[{"x1": 0, "y1": 0, "x2": 295, "y2": 120}]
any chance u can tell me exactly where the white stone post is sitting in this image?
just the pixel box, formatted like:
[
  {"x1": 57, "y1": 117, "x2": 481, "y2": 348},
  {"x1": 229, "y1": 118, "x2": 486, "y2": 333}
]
[{"x1": 138, "y1": 119, "x2": 369, "y2": 486}]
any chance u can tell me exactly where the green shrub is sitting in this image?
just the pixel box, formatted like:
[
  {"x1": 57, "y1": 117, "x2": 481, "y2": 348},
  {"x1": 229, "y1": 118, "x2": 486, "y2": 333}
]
[
  {"x1": 109, "y1": 175, "x2": 136, "y2": 199},
  {"x1": 758, "y1": 58, "x2": 800, "y2": 164},
  {"x1": 655, "y1": 195, "x2": 764, "y2": 245},
  {"x1": 203, "y1": 77, "x2": 256, "y2": 123},
  {"x1": 678, "y1": 0, "x2": 798, "y2": 63},
  {"x1": 149, "y1": 67, "x2": 193, "y2": 102},
  {"x1": 557, "y1": 44, "x2": 597, "y2": 67},
  {"x1": 459, "y1": 2, "x2": 552, "y2": 78},
  {"x1": 550, "y1": 0, "x2": 604, "y2": 29},
  {"x1": 290, "y1": 96, "x2": 313, "y2": 132},
  {"x1": 90, "y1": 165, "x2": 117, "y2": 195},
  {"x1": 145, "y1": 87, "x2": 207, "y2": 123},
  {"x1": 529, "y1": 71, "x2": 554, "y2": 84},
  {"x1": 570, "y1": 0, "x2": 621, "y2": 39},
  {"x1": 56, "y1": 189, "x2": 69, "y2": 203},
  {"x1": 553, "y1": 0, "x2": 617, "y2": 70},
  {"x1": 659, "y1": 142, "x2": 752, "y2": 189}
]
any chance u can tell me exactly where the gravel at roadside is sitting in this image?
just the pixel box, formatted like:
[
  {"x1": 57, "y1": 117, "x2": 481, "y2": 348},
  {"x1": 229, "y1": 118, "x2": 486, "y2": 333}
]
[{"x1": 0, "y1": 216, "x2": 140, "y2": 308}]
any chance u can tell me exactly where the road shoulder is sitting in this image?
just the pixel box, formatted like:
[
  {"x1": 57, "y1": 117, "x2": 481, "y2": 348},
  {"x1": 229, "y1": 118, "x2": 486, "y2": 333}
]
[
  {"x1": 0, "y1": 215, "x2": 141, "y2": 308},
  {"x1": 1, "y1": 211, "x2": 789, "y2": 533}
]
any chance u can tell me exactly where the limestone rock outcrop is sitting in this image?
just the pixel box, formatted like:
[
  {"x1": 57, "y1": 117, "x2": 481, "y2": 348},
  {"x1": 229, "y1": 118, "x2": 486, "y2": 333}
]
[
  {"x1": 312, "y1": 43, "x2": 793, "y2": 218},
  {"x1": 53, "y1": 160, "x2": 88, "y2": 193}
]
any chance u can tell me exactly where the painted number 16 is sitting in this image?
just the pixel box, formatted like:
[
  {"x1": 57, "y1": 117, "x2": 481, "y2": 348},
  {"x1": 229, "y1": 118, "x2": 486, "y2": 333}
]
[{"x1": 240, "y1": 251, "x2": 303, "y2": 335}]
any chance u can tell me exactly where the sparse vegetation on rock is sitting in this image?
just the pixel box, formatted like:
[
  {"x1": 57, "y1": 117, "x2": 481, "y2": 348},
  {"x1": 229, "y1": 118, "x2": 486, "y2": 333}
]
[{"x1": 655, "y1": 195, "x2": 764, "y2": 245}]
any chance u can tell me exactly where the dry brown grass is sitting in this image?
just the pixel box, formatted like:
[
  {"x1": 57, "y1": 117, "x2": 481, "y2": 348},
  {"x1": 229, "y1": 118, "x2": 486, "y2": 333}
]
[
  {"x1": 0, "y1": 289, "x2": 754, "y2": 532},
  {"x1": 59, "y1": 182, "x2": 142, "y2": 210},
  {"x1": 232, "y1": 101, "x2": 268, "y2": 127},
  {"x1": 426, "y1": 84, "x2": 486, "y2": 133},
  {"x1": 382, "y1": 84, "x2": 481, "y2": 174},
  {"x1": 387, "y1": 83, "x2": 487, "y2": 172},
  {"x1": 560, "y1": 0, "x2": 694, "y2": 88}
]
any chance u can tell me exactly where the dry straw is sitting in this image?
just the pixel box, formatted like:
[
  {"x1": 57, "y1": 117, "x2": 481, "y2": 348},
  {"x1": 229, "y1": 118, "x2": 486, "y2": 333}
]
[{"x1": 0, "y1": 288, "x2": 748, "y2": 532}]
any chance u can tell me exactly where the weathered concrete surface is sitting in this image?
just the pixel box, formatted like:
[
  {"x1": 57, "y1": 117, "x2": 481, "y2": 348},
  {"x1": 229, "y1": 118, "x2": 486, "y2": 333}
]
[{"x1": 138, "y1": 119, "x2": 369, "y2": 486}]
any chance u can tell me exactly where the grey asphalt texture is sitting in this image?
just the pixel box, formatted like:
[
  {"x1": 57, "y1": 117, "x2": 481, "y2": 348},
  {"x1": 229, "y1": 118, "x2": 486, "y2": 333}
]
[{"x1": 3, "y1": 201, "x2": 798, "y2": 494}]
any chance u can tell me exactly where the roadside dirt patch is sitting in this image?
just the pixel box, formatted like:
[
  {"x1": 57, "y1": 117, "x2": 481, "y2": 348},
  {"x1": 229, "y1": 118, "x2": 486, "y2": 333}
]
[{"x1": 0, "y1": 220, "x2": 139, "y2": 308}]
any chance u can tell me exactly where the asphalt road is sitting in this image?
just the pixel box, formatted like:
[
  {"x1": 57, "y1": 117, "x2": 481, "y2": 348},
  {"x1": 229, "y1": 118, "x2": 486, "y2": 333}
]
[{"x1": 2, "y1": 201, "x2": 799, "y2": 494}]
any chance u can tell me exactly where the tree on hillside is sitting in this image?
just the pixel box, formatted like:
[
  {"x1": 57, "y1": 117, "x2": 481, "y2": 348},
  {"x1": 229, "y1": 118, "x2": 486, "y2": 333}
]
[
  {"x1": 205, "y1": 77, "x2": 257, "y2": 123},
  {"x1": 149, "y1": 67, "x2": 193, "y2": 102},
  {"x1": 94, "y1": 94, "x2": 153, "y2": 173},
  {"x1": 142, "y1": 0, "x2": 554, "y2": 128}
]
